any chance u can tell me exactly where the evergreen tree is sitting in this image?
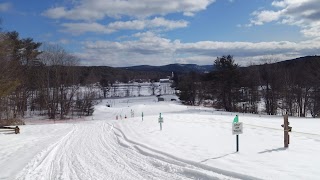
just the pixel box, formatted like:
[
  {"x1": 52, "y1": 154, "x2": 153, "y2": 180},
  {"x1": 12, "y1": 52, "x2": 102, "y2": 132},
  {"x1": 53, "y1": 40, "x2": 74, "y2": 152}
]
[{"x1": 212, "y1": 55, "x2": 240, "y2": 111}]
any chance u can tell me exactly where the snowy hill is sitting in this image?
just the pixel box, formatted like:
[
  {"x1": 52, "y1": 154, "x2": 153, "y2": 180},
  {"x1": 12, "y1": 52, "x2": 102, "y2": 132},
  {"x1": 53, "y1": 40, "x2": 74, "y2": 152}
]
[{"x1": 1, "y1": 95, "x2": 320, "y2": 179}]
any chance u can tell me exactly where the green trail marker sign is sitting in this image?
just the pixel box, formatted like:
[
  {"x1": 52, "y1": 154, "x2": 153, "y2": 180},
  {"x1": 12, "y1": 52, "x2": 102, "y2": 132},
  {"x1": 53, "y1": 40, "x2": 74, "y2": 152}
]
[
  {"x1": 158, "y1": 113, "x2": 164, "y2": 130},
  {"x1": 232, "y1": 115, "x2": 243, "y2": 152},
  {"x1": 233, "y1": 115, "x2": 239, "y2": 123}
]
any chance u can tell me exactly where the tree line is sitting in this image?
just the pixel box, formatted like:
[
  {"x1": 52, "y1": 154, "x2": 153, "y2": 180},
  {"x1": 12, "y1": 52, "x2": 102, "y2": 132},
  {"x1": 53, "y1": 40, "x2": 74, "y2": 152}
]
[
  {"x1": 0, "y1": 31, "x2": 98, "y2": 125},
  {"x1": 176, "y1": 55, "x2": 320, "y2": 117}
]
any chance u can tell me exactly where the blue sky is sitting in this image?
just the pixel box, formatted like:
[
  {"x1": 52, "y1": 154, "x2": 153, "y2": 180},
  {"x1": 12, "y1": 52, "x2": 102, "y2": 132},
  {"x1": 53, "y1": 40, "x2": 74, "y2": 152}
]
[{"x1": 1, "y1": 0, "x2": 320, "y2": 67}]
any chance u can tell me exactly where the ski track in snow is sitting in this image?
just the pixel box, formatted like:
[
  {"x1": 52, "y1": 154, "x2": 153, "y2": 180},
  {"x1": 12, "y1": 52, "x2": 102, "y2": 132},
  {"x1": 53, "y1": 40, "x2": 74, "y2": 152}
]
[
  {"x1": 1, "y1": 96, "x2": 319, "y2": 180},
  {"x1": 5, "y1": 99, "x2": 319, "y2": 180},
  {"x1": 113, "y1": 125, "x2": 261, "y2": 180},
  {"x1": 14, "y1": 118, "x2": 254, "y2": 180}
]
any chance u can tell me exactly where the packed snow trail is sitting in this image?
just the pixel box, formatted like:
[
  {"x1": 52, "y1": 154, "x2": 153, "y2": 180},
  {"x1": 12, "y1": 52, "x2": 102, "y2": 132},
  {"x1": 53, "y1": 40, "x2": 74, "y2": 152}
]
[
  {"x1": 1, "y1": 96, "x2": 320, "y2": 179},
  {"x1": 14, "y1": 119, "x2": 257, "y2": 180}
]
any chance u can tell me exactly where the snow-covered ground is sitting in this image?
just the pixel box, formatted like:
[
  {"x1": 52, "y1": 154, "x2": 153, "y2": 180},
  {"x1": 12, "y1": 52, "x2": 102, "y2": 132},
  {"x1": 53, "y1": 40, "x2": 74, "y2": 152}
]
[{"x1": 1, "y1": 95, "x2": 320, "y2": 180}]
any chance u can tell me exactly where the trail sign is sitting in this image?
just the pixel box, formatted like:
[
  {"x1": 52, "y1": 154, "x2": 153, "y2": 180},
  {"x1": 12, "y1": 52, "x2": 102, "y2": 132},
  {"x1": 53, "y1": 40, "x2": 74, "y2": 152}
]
[
  {"x1": 158, "y1": 113, "x2": 163, "y2": 123},
  {"x1": 232, "y1": 115, "x2": 242, "y2": 152},
  {"x1": 232, "y1": 122, "x2": 243, "y2": 135},
  {"x1": 158, "y1": 113, "x2": 164, "y2": 130}
]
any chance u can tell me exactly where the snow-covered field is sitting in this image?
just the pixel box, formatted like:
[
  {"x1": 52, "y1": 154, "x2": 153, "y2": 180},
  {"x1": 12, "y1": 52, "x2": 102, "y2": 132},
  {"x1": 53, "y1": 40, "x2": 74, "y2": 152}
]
[{"x1": 1, "y1": 95, "x2": 320, "y2": 180}]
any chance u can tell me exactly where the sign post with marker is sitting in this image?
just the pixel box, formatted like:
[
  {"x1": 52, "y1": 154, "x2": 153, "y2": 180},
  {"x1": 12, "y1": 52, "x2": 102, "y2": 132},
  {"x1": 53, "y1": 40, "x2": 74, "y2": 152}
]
[
  {"x1": 142, "y1": 112, "x2": 144, "y2": 121},
  {"x1": 158, "y1": 113, "x2": 163, "y2": 130},
  {"x1": 282, "y1": 114, "x2": 292, "y2": 148},
  {"x1": 232, "y1": 115, "x2": 243, "y2": 152}
]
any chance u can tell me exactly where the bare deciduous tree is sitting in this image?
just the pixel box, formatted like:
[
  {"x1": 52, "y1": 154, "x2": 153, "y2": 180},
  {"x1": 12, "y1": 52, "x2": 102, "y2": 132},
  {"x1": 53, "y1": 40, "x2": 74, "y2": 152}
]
[{"x1": 39, "y1": 44, "x2": 79, "y2": 119}]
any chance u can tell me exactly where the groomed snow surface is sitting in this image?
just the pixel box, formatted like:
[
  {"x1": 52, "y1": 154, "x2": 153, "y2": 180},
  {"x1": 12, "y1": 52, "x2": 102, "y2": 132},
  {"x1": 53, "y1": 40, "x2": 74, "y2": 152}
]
[{"x1": 1, "y1": 95, "x2": 320, "y2": 180}]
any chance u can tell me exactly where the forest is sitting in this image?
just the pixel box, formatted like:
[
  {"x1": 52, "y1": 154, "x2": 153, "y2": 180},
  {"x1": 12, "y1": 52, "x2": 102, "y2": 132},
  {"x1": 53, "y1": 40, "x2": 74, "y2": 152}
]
[{"x1": 176, "y1": 55, "x2": 320, "y2": 118}]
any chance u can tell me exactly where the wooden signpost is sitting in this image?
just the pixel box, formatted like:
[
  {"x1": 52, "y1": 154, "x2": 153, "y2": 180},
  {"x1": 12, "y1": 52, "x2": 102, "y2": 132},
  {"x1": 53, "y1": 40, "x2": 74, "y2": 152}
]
[{"x1": 282, "y1": 114, "x2": 292, "y2": 148}]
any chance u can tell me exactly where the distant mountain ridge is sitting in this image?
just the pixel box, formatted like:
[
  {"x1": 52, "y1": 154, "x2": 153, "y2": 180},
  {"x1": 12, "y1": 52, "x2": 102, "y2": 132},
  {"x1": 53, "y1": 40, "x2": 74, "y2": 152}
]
[
  {"x1": 119, "y1": 56, "x2": 320, "y2": 74},
  {"x1": 274, "y1": 55, "x2": 320, "y2": 67},
  {"x1": 120, "y1": 64, "x2": 214, "y2": 74},
  {"x1": 75, "y1": 55, "x2": 320, "y2": 84},
  {"x1": 245, "y1": 55, "x2": 320, "y2": 70}
]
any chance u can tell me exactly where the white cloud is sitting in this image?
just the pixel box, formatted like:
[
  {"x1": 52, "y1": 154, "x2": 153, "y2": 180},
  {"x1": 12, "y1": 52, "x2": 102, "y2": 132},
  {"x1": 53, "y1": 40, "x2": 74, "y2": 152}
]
[
  {"x1": 183, "y1": 12, "x2": 195, "y2": 17},
  {"x1": 108, "y1": 20, "x2": 145, "y2": 31},
  {"x1": 271, "y1": 1, "x2": 287, "y2": 8},
  {"x1": 108, "y1": 17, "x2": 188, "y2": 31},
  {"x1": 43, "y1": 0, "x2": 215, "y2": 20},
  {"x1": 0, "y1": 2, "x2": 11, "y2": 12},
  {"x1": 75, "y1": 32, "x2": 320, "y2": 66},
  {"x1": 301, "y1": 22, "x2": 320, "y2": 38},
  {"x1": 250, "y1": 10, "x2": 283, "y2": 25},
  {"x1": 148, "y1": 17, "x2": 188, "y2": 30},
  {"x1": 42, "y1": 7, "x2": 67, "y2": 19},
  {"x1": 61, "y1": 18, "x2": 188, "y2": 35},
  {"x1": 61, "y1": 22, "x2": 114, "y2": 35},
  {"x1": 58, "y1": 39, "x2": 71, "y2": 45},
  {"x1": 250, "y1": 0, "x2": 320, "y2": 38}
]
